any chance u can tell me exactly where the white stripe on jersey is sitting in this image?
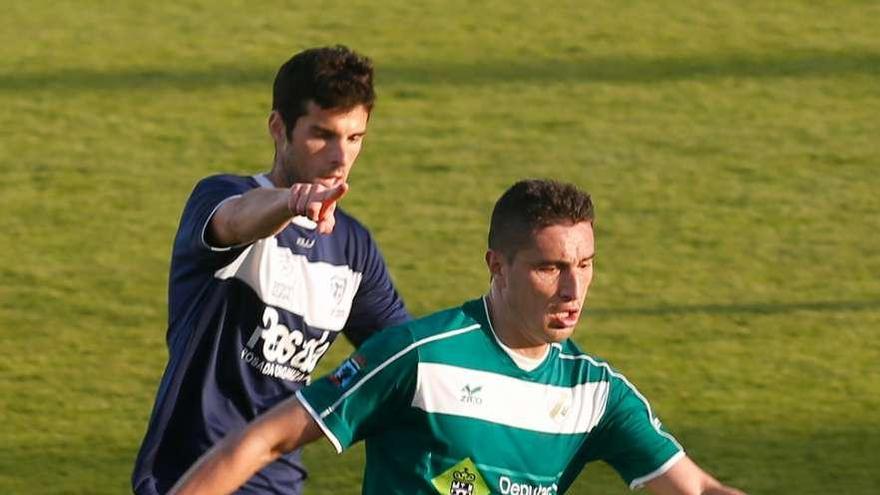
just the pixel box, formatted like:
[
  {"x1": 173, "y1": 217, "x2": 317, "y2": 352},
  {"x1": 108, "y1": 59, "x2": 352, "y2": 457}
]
[
  {"x1": 318, "y1": 324, "x2": 483, "y2": 418},
  {"x1": 411, "y1": 362, "x2": 610, "y2": 435},
  {"x1": 556, "y1": 348, "x2": 684, "y2": 455},
  {"x1": 214, "y1": 236, "x2": 362, "y2": 331},
  {"x1": 296, "y1": 390, "x2": 344, "y2": 453},
  {"x1": 629, "y1": 450, "x2": 686, "y2": 489}
]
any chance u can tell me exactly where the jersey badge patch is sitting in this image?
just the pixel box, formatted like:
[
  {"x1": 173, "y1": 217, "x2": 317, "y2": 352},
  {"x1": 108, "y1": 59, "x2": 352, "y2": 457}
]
[
  {"x1": 431, "y1": 458, "x2": 489, "y2": 495},
  {"x1": 548, "y1": 390, "x2": 573, "y2": 424},
  {"x1": 330, "y1": 275, "x2": 348, "y2": 306},
  {"x1": 328, "y1": 354, "x2": 366, "y2": 388}
]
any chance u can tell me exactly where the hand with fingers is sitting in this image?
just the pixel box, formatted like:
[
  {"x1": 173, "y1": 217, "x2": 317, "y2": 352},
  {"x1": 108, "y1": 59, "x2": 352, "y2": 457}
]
[{"x1": 288, "y1": 182, "x2": 350, "y2": 234}]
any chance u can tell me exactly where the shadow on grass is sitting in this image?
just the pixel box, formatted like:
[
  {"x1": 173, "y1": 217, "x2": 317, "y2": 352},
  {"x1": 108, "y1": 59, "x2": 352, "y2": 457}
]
[
  {"x1": 2, "y1": 49, "x2": 879, "y2": 93},
  {"x1": 590, "y1": 299, "x2": 880, "y2": 317}
]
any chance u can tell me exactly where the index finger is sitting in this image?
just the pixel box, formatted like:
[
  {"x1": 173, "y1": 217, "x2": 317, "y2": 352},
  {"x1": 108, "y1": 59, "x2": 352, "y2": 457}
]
[{"x1": 314, "y1": 182, "x2": 349, "y2": 204}]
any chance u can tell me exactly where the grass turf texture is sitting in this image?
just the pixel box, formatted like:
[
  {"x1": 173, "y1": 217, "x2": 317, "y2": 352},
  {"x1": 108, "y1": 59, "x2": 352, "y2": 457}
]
[{"x1": 1, "y1": 1, "x2": 879, "y2": 493}]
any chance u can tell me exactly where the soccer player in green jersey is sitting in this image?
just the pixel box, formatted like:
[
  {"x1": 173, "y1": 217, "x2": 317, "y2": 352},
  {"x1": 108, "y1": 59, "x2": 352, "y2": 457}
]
[{"x1": 172, "y1": 179, "x2": 745, "y2": 495}]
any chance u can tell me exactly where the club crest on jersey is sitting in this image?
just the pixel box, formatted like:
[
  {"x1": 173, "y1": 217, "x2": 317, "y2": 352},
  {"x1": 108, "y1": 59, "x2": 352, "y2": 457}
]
[
  {"x1": 329, "y1": 354, "x2": 366, "y2": 388},
  {"x1": 451, "y1": 468, "x2": 477, "y2": 495},
  {"x1": 548, "y1": 390, "x2": 573, "y2": 424},
  {"x1": 431, "y1": 458, "x2": 489, "y2": 495},
  {"x1": 330, "y1": 275, "x2": 347, "y2": 306}
]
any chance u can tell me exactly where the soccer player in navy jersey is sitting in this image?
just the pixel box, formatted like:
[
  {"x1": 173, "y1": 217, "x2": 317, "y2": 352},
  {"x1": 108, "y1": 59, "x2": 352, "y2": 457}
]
[{"x1": 132, "y1": 46, "x2": 410, "y2": 495}]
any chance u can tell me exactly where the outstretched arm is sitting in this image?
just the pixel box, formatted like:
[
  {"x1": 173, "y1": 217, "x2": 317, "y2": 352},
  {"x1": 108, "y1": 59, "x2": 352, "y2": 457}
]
[
  {"x1": 208, "y1": 182, "x2": 349, "y2": 247},
  {"x1": 645, "y1": 456, "x2": 746, "y2": 495},
  {"x1": 169, "y1": 397, "x2": 323, "y2": 495}
]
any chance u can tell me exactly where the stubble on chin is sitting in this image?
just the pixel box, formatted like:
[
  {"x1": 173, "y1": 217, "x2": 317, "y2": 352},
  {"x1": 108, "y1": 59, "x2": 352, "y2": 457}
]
[
  {"x1": 544, "y1": 323, "x2": 576, "y2": 344},
  {"x1": 277, "y1": 158, "x2": 303, "y2": 188}
]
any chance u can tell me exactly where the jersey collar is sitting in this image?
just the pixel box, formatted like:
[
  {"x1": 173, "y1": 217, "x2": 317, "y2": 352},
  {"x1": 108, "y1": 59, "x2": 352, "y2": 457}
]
[{"x1": 480, "y1": 296, "x2": 551, "y2": 372}]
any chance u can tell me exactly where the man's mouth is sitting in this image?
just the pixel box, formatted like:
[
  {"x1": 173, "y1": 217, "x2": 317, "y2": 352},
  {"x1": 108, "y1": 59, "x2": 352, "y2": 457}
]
[
  {"x1": 318, "y1": 175, "x2": 344, "y2": 187},
  {"x1": 549, "y1": 309, "x2": 580, "y2": 328}
]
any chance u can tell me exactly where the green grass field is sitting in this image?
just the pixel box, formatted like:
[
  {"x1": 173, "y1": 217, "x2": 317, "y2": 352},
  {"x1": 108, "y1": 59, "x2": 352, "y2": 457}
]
[{"x1": 2, "y1": 1, "x2": 879, "y2": 493}]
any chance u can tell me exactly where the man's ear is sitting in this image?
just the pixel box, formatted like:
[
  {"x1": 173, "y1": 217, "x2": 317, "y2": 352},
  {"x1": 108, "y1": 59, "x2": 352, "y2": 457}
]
[
  {"x1": 486, "y1": 249, "x2": 507, "y2": 286},
  {"x1": 268, "y1": 111, "x2": 287, "y2": 143}
]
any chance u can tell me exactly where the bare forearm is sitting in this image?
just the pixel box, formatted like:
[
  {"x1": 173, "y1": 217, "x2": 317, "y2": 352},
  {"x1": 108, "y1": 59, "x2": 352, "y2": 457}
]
[
  {"x1": 209, "y1": 182, "x2": 348, "y2": 246},
  {"x1": 699, "y1": 470, "x2": 746, "y2": 495},
  {"x1": 210, "y1": 188, "x2": 293, "y2": 247},
  {"x1": 646, "y1": 456, "x2": 746, "y2": 495},
  {"x1": 703, "y1": 484, "x2": 746, "y2": 495},
  {"x1": 170, "y1": 397, "x2": 323, "y2": 494},
  {"x1": 170, "y1": 428, "x2": 280, "y2": 495},
  {"x1": 649, "y1": 478, "x2": 746, "y2": 495}
]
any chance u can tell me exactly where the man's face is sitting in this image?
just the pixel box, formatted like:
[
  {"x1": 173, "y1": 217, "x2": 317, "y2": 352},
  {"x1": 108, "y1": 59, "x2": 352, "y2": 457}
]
[
  {"x1": 490, "y1": 221, "x2": 595, "y2": 346},
  {"x1": 271, "y1": 101, "x2": 369, "y2": 187}
]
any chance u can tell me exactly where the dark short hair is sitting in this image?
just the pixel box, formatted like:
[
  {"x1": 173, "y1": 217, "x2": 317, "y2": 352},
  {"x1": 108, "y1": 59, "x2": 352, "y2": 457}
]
[
  {"x1": 272, "y1": 45, "x2": 375, "y2": 137},
  {"x1": 488, "y1": 179, "x2": 594, "y2": 259}
]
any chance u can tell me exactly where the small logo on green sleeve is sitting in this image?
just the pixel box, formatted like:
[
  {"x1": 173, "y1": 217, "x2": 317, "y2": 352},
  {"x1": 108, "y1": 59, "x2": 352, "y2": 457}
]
[
  {"x1": 328, "y1": 354, "x2": 366, "y2": 388},
  {"x1": 431, "y1": 458, "x2": 490, "y2": 495}
]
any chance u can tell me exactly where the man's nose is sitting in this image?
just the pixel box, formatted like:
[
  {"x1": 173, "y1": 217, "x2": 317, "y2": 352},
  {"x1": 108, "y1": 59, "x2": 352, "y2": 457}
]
[
  {"x1": 557, "y1": 269, "x2": 581, "y2": 301},
  {"x1": 327, "y1": 138, "x2": 345, "y2": 164}
]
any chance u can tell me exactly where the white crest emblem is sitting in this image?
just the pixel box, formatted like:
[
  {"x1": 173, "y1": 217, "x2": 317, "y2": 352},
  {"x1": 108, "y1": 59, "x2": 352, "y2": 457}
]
[
  {"x1": 330, "y1": 276, "x2": 347, "y2": 305},
  {"x1": 549, "y1": 391, "x2": 572, "y2": 423}
]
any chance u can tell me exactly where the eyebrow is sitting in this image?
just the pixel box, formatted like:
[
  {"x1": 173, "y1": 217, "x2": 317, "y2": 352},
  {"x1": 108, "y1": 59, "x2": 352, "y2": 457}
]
[
  {"x1": 309, "y1": 124, "x2": 366, "y2": 138},
  {"x1": 535, "y1": 252, "x2": 597, "y2": 266},
  {"x1": 309, "y1": 124, "x2": 338, "y2": 136}
]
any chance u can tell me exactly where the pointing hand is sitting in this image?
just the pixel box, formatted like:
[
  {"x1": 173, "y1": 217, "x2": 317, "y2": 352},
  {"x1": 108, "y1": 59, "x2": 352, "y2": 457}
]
[{"x1": 287, "y1": 182, "x2": 350, "y2": 234}]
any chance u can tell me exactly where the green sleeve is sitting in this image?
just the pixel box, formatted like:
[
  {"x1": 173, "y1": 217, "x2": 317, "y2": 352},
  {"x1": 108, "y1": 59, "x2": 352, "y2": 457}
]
[
  {"x1": 297, "y1": 325, "x2": 418, "y2": 452},
  {"x1": 592, "y1": 374, "x2": 683, "y2": 487},
  {"x1": 559, "y1": 373, "x2": 683, "y2": 491}
]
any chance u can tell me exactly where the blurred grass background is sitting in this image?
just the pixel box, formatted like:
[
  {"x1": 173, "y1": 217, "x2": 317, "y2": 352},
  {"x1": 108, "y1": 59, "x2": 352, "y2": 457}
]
[{"x1": 1, "y1": 1, "x2": 878, "y2": 493}]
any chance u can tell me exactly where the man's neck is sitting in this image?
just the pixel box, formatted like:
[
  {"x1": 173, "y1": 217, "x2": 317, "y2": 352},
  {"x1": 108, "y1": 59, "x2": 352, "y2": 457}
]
[
  {"x1": 265, "y1": 167, "x2": 285, "y2": 188},
  {"x1": 484, "y1": 293, "x2": 550, "y2": 360}
]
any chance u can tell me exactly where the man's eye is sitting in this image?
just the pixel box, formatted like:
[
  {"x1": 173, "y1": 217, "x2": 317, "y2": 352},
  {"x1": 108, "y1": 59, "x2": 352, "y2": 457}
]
[{"x1": 312, "y1": 130, "x2": 333, "y2": 139}]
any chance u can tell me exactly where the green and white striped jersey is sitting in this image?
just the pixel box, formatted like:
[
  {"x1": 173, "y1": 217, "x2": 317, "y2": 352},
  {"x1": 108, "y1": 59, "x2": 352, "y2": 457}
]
[{"x1": 297, "y1": 297, "x2": 683, "y2": 494}]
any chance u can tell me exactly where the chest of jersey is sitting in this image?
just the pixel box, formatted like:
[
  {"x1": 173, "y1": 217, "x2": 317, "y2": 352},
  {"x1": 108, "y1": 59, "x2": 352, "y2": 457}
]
[
  {"x1": 213, "y1": 234, "x2": 363, "y2": 385},
  {"x1": 405, "y1": 361, "x2": 609, "y2": 494},
  {"x1": 214, "y1": 235, "x2": 363, "y2": 332}
]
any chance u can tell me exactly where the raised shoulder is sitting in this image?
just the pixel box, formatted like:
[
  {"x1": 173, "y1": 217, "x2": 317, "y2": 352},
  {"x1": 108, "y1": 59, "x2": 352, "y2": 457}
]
[
  {"x1": 351, "y1": 302, "x2": 483, "y2": 369},
  {"x1": 405, "y1": 304, "x2": 481, "y2": 341},
  {"x1": 193, "y1": 173, "x2": 256, "y2": 194}
]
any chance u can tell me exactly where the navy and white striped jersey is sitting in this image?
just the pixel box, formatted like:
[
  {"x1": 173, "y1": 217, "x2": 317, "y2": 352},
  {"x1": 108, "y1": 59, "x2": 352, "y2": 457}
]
[{"x1": 133, "y1": 174, "x2": 409, "y2": 494}]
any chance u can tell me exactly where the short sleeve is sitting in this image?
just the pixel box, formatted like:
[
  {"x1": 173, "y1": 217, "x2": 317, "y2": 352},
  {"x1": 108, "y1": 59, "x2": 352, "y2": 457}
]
[
  {"x1": 176, "y1": 175, "x2": 251, "y2": 256},
  {"x1": 342, "y1": 233, "x2": 410, "y2": 347},
  {"x1": 593, "y1": 374, "x2": 683, "y2": 487},
  {"x1": 297, "y1": 324, "x2": 417, "y2": 452},
  {"x1": 560, "y1": 373, "x2": 683, "y2": 490}
]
